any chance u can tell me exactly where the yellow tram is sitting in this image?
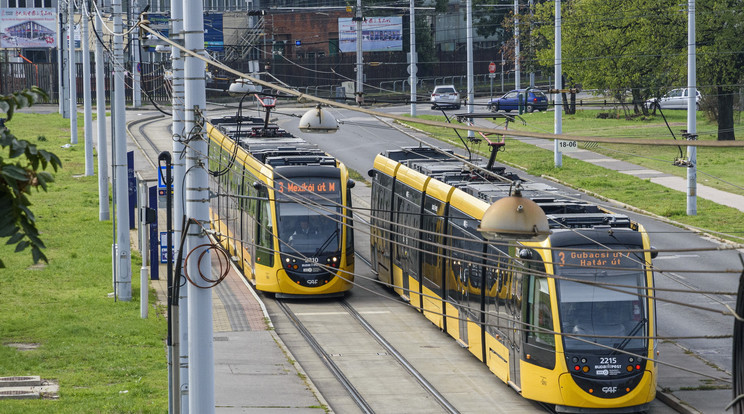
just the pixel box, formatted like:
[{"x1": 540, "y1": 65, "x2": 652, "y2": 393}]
[
  {"x1": 369, "y1": 146, "x2": 657, "y2": 412},
  {"x1": 206, "y1": 97, "x2": 354, "y2": 298}
]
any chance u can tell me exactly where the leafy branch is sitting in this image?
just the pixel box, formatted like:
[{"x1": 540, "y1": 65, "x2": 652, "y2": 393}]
[{"x1": 0, "y1": 87, "x2": 62, "y2": 268}]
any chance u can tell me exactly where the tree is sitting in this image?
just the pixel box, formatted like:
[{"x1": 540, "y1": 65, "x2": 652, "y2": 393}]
[
  {"x1": 696, "y1": 0, "x2": 743, "y2": 141},
  {"x1": 0, "y1": 87, "x2": 62, "y2": 268},
  {"x1": 531, "y1": 0, "x2": 685, "y2": 116}
]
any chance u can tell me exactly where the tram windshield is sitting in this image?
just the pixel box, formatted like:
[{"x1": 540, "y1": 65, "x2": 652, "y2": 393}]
[
  {"x1": 274, "y1": 177, "x2": 343, "y2": 256},
  {"x1": 553, "y1": 246, "x2": 648, "y2": 353}
]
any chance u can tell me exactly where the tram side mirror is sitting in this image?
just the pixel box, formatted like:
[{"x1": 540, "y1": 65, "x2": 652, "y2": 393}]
[
  {"x1": 252, "y1": 181, "x2": 265, "y2": 191},
  {"x1": 347, "y1": 179, "x2": 355, "y2": 189},
  {"x1": 367, "y1": 169, "x2": 376, "y2": 178},
  {"x1": 650, "y1": 246, "x2": 659, "y2": 259}
]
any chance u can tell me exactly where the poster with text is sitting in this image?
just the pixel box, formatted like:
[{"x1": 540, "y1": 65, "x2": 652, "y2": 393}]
[
  {"x1": 338, "y1": 16, "x2": 402, "y2": 53},
  {"x1": 1, "y1": 8, "x2": 56, "y2": 48}
]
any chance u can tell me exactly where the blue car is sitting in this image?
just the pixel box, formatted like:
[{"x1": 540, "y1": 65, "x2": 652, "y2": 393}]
[{"x1": 488, "y1": 89, "x2": 549, "y2": 113}]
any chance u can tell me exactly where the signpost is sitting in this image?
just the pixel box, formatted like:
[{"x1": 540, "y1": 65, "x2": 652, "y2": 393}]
[{"x1": 488, "y1": 61, "x2": 496, "y2": 99}]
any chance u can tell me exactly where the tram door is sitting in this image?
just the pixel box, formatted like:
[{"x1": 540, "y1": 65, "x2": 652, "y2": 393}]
[
  {"x1": 448, "y1": 209, "x2": 481, "y2": 347},
  {"x1": 507, "y1": 265, "x2": 523, "y2": 389}
]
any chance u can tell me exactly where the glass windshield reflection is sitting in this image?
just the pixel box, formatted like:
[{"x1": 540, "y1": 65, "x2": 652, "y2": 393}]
[
  {"x1": 555, "y1": 250, "x2": 648, "y2": 353},
  {"x1": 275, "y1": 178, "x2": 342, "y2": 256}
]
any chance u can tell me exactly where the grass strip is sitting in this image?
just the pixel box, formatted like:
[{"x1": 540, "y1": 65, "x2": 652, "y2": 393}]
[{"x1": 0, "y1": 111, "x2": 168, "y2": 413}]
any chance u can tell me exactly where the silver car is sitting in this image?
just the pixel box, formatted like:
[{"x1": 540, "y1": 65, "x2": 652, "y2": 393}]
[
  {"x1": 430, "y1": 85, "x2": 461, "y2": 110},
  {"x1": 647, "y1": 88, "x2": 701, "y2": 110}
]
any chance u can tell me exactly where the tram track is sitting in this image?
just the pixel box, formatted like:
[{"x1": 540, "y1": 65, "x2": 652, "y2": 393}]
[
  {"x1": 126, "y1": 113, "x2": 169, "y2": 170},
  {"x1": 275, "y1": 297, "x2": 460, "y2": 414}
]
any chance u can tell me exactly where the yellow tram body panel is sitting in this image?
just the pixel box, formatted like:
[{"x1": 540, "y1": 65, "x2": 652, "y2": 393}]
[
  {"x1": 466, "y1": 318, "x2": 485, "y2": 362},
  {"x1": 448, "y1": 187, "x2": 489, "y2": 220},
  {"x1": 421, "y1": 284, "x2": 444, "y2": 329},
  {"x1": 485, "y1": 332, "x2": 510, "y2": 383},
  {"x1": 557, "y1": 371, "x2": 656, "y2": 409}
]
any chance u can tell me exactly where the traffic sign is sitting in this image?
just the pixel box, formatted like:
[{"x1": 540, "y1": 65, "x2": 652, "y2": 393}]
[{"x1": 488, "y1": 62, "x2": 497, "y2": 73}]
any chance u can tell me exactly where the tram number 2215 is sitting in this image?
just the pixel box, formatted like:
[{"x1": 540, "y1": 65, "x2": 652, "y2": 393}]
[{"x1": 557, "y1": 140, "x2": 578, "y2": 152}]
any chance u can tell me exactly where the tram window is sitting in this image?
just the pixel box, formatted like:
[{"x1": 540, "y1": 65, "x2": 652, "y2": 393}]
[
  {"x1": 447, "y1": 208, "x2": 483, "y2": 316},
  {"x1": 523, "y1": 275, "x2": 556, "y2": 369},
  {"x1": 371, "y1": 172, "x2": 393, "y2": 240},
  {"x1": 421, "y1": 195, "x2": 444, "y2": 290},
  {"x1": 485, "y1": 245, "x2": 509, "y2": 336},
  {"x1": 255, "y1": 187, "x2": 274, "y2": 266},
  {"x1": 393, "y1": 182, "x2": 421, "y2": 277}
]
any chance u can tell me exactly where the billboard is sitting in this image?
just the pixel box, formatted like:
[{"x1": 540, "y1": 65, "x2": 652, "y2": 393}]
[
  {"x1": 338, "y1": 16, "x2": 402, "y2": 53},
  {"x1": 1, "y1": 8, "x2": 56, "y2": 48},
  {"x1": 204, "y1": 14, "x2": 223, "y2": 52}
]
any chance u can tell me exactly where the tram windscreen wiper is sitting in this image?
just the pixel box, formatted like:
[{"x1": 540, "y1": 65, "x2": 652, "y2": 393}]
[
  {"x1": 610, "y1": 318, "x2": 647, "y2": 355},
  {"x1": 314, "y1": 229, "x2": 339, "y2": 257}
]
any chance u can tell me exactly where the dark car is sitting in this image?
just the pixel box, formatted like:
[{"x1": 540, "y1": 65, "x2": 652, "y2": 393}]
[{"x1": 488, "y1": 89, "x2": 549, "y2": 113}]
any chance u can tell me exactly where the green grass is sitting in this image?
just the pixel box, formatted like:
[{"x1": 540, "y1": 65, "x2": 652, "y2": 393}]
[
  {"x1": 0, "y1": 112, "x2": 168, "y2": 412},
  {"x1": 398, "y1": 111, "x2": 744, "y2": 244}
]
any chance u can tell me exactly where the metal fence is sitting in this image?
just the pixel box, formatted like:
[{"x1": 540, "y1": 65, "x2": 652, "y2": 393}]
[{"x1": 0, "y1": 62, "x2": 170, "y2": 105}]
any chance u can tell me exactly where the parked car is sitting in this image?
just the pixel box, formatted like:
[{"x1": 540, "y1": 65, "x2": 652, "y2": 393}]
[
  {"x1": 430, "y1": 85, "x2": 461, "y2": 110},
  {"x1": 646, "y1": 88, "x2": 701, "y2": 110},
  {"x1": 488, "y1": 88, "x2": 549, "y2": 113}
]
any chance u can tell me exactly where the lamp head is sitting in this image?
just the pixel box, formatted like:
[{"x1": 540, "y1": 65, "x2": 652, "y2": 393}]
[
  {"x1": 299, "y1": 105, "x2": 339, "y2": 134},
  {"x1": 228, "y1": 78, "x2": 259, "y2": 96},
  {"x1": 477, "y1": 185, "x2": 550, "y2": 242}
]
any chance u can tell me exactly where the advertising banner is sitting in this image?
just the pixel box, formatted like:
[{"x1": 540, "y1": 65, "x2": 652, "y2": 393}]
[
  {"x1": 142, "y1": 12, "x2": 223, "y2": 52},
  {"x1": 204, "y1": 13, "x2": 223, "y2": 52},
  {"x1": 338, "y1": 16, "x2": 402, "y2": 53},
  {"x1": 1, "y1": 8, "x2": 57, "y2": 48}
]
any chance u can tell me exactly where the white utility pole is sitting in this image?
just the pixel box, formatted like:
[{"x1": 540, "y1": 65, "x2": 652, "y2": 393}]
[
  {"x1": 170, "y1": 0, "x2": 189, "y2": 408},
  {"x1": 553, "y1": 0, "x2": 562, "y2": 167},
  {"x1": 82, "y1": 0, "x2": 94, "y2": 176},
  {"x1": 466, "y1": 0, "x2": 474, "y2": 138},
  {"x1": 514, "y1": 0, "x2": 520, "y2": 90},
  {"x1": 409, "y1": 0, "x2": 417, "y2": 116},
  {"x1": 184, "y1": 0, "x2": 214, "y2": 410},
  {"x1": 95, "y1": 0, "x2": 109, "y2": 221},
  {"x1": 68, "y1": 0, "x2": 78, "y2": 144},
  {"x1": 58, "y1": 7, "x2": 69, "y2": 118},
  {"x1": 355, "y1": 0, "x2": 363, "y2": 104},
  {"x1": 687, "y1": 0, "x2": 697, "y2": 215},
  {"x1": 528, "y1": 0, "x2": 534, "y2": 87},
  {"x1": 113, "y1": 0, "x2": 132, "y2": 301},
  {"x1": 131, "y1": 0, "x2": 142, "y2": 108}
]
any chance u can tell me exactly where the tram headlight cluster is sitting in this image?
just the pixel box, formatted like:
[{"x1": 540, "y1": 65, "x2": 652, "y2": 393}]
[
  {"x1": 285, "y1": 257, "x2": 300, "y2": 270},
  {"x1": 326, "y1": 256, "x2": 339, "y2": 268}
]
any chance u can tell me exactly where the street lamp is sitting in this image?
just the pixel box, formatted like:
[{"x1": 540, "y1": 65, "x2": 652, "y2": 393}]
[
  {"x1": 299, "y1": 105, "x2": 339, "y2": 133},
  {"x1": 477, "y1": 183, "x2": 550, "y2": 242}
]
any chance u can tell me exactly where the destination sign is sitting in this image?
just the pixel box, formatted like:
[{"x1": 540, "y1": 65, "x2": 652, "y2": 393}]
[
  {"x1": 275, "y1": 178, "x2": 339, "y2": 195},
  {"x1": 554, "y1": 249, "x2": 637, "y2": 268}
]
